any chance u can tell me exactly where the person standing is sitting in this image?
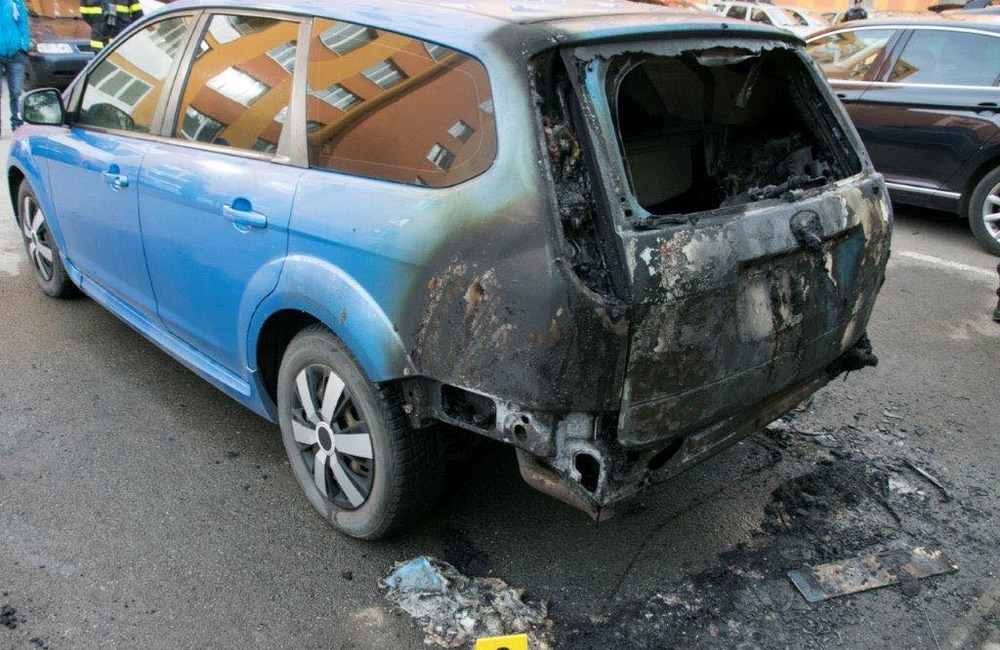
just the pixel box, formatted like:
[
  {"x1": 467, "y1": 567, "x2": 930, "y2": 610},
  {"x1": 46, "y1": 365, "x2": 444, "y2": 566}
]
[
  {"x1": 843, "y1": 0, "x2": 869, "y2": 21},
  {"x1": 0, "y1": 0, "x2": 29, "y2": 134},
  {"x1": 80, "y1": 0, "x2": 143, "y2": 52},
  {"x1": 993, "y1": 261, "x2": 1000, "y2": 322}
]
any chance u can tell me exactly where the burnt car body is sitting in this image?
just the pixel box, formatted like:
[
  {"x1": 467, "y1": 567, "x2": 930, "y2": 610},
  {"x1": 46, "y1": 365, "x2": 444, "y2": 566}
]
[
  {"x1": 9, "y1": 0, "x2": 890, "y2": 537},
  {"x1": 24, "y1": 0, "x2": 94, "y2": 90},
  {"x1": 807, "y1": 20, "x2": 1000, "y2": 255}
]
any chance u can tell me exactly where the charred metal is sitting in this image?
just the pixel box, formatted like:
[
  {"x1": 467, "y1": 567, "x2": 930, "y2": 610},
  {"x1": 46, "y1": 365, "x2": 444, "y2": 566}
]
[
  {"x1": 537, "y1": 53, "x2": 626, "y2": 301},
  {"x1": 396, "y1": 34, "x2": 890, "y2": 520},
  {"x1": 598, "y1": 45, "x2": 860, "y2": 224},
  {"x1": 401, "y1": 379, "x2": 563, "y2": 458},
  {"x1": 825, "y1": 334, "x2": 879, "y2": 379}
]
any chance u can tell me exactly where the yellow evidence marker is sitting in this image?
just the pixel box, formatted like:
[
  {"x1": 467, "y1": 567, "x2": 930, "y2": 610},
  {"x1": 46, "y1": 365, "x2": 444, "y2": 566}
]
[{"x1": 474, "y1": 633, "x2": 529, "y2": 650}]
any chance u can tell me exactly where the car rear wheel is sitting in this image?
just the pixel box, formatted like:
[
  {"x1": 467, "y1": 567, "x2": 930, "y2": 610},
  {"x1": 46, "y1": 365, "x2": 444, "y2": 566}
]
[
  {"x1": 276, "y1": 325, "x2": 443, "y2": 539},
  {"x1": 17, "y1": 181, "x2": 77, "y2": 298},
  {"x1": 968, "y1": 167, "x2": 1000, "y2": 256}
]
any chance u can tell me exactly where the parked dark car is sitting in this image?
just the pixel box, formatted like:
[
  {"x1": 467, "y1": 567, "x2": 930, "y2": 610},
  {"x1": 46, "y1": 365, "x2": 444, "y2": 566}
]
[
  {"x1": 10, "y1": 0, "x2": 890, "y2": 539},
  {"x1": 807, "y1": 20, "x2": 1000, "y2": 255},
  {"x1": 24, "y1": 0, "x2": 95, "y2": 90}
]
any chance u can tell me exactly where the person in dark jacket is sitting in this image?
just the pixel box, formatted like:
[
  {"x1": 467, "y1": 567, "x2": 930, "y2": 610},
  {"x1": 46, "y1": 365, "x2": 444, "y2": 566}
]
[
  {"x1": 843, "y1": 0, "x2": 869, "y2": 21},
  {"x1": 993, "y1": 261, "x2": 1000, "y2": 322},
  {"x1": 0, "y1": 0, "x2": 29, "y2": 133},
  {"x1": 80, "y1": 0, "x2": 143, "y2": 51}
]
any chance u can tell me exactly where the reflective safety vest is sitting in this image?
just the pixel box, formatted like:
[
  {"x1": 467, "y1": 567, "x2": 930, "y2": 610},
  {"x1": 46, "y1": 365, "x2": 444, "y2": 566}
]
[{"x1": 79, "y1": 0, "x2": 143, "y2": 50}]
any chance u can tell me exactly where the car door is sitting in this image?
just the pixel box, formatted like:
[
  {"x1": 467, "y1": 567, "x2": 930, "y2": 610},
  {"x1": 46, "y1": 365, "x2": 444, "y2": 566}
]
[
  {"x1": 44, "y1": 14, "x2": 194, "y2": 318},
  {"x1": 806, "y1": 27, "x2": 901, "y2": 105},
  {"x1": 849, "y1": 27, "x2": 1000, "y2": 190},
  {"x1": 137, "y1": 12, "x2": 304, "y2": 374}
]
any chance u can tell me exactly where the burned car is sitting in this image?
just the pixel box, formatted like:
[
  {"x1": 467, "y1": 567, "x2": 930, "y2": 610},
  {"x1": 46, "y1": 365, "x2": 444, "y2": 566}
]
[{"x1": 9, "y1": 0, "x2": 890, "y2": 539}]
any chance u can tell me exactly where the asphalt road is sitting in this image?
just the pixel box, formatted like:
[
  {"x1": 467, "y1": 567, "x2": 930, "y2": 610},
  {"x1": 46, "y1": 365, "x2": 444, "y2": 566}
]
[{"x1": 1, "y1": 136, "x2": 998, "y2": 650}]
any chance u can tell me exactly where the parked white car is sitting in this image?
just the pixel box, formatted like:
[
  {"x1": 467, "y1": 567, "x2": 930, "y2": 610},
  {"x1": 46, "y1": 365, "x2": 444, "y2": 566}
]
[
  {"x1": 784, "y1": 6, "x2": 831, "y2": 29},
  {"x1": 710, "y1": 1, "x2": 827, "y2": 36}
]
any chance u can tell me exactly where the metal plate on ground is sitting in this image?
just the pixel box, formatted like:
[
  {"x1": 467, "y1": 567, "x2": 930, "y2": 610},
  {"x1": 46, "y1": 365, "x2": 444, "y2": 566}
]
[{"x1": 789, "y1": 547, "x2": 958, "y2": 603}]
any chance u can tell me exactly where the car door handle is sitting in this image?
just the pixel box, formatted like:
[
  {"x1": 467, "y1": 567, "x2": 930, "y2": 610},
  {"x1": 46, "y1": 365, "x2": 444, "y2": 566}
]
[
  {"x1": 223, "y1": 201, "x2": 268, "y2": 229},
  {"x1": 102, "y1": 167, "x2": 129, "y2": 190}
]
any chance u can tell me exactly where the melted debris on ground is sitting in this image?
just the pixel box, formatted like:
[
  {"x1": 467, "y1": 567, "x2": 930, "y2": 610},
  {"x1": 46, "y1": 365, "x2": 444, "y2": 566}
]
[
  {"x1": 381, "y1": 556, "x2": 553, "y2": 649},
  {"x1": 788, "y1": 546, "x2": 958, "y2": 602},
  {"x1": 555, "y1": 397, "x2": 993, "y2": 649}
]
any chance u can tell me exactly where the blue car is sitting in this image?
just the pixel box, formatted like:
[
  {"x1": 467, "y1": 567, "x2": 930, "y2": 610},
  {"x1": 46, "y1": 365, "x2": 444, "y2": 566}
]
[{"x1": 9, "y1": 0, "x2": 892, "y2": 539}]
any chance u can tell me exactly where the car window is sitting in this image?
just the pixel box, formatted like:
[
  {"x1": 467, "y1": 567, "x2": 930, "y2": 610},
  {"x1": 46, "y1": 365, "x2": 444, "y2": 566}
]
[
  {"x1": 772, "y1": 8, "x2": 802, "y2": 26},
  {"x1": 750, "y1": 8, "x2": 772, "y2": 24},
  {"x1": 78, "y1": 16, "x2": 192, "y2": 132},
  {"x1": 726, "y1": 5, "x2": 747, "y2": 19},
  {"x1": 171, "y1": 14, "x2": 298, "y2": 152},
  {"x1": 304, "y1": 19, "x2": 497, "y2": 187},
  {"x1": 889, "y1": 29, "x2": 1000, "y2": 86},
  {"x1": 806, "y1": 29, "x2": 895, "y2": 81},
  {"x1": 786, "y1": 9, "x2": 810, "y2": 26}
]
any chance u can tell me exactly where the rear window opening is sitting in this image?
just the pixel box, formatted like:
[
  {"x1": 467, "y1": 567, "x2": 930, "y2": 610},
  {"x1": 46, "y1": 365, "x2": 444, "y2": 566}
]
[{"x1": 606, "y1": 47, "x2": 861, "y2": 218}]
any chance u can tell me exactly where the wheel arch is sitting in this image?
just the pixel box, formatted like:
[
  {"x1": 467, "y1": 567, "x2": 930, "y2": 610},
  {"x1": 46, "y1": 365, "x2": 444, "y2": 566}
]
[
  {"x1": 248, "y1": 256, "x2": 415, "y2": 413},
  {"x1": 7, "y1": 147, "x2": 66, "y2": 250},
  {"x1": 8, "y1": 166, "x2": 25, "y2": 215},
  {"x1": 254, "y1": 309, "x2": 320, "y2": 413},
  {"x1": 959, "y1": 150, "x2": 1000, "y2": 219}
]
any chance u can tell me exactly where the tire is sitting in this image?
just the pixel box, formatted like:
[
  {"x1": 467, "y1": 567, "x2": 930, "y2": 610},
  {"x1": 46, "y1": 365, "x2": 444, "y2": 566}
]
[
  {"x1": 16, "y1": 181, "x2": 78, "y2": 298},
  {"x1": 276, "y1": 325, "x2": 444, "y2": 539},
  {"x1": 968, "y1": 167, "x2": 1000, "y2": 257}
]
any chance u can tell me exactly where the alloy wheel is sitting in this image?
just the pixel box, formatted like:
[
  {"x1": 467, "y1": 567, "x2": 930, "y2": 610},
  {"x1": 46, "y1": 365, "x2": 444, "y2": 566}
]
[
  {"x1": 21, "y1": 195, "x2": 55, "y2": 281},
  {"x1": 290, "y1": 364, "x2": 374, "y2": 509},
  {"x1": 981, "y1": 182, "x2": 1000, "y2": 246}
]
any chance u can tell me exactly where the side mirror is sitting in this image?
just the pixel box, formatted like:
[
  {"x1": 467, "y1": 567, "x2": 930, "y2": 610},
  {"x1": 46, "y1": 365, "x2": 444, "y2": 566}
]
[{"x1": 19, "y1": 88, "x2": 66, "y2": 126}]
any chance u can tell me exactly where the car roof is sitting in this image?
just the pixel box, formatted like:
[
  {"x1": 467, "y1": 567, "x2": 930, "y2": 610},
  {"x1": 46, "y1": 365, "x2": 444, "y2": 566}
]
[
  {"x1": 716, "y1": 1, "x2": 779, "y2": 6},
  {"x1": 166, "y1": 0, "x2": 693, "y2": 24},
  {"x1": 809, "y1": 16, "x2": 1000, "y2": 36},
  {"x1": 160, "y1": 0, "x2": 802, "y2": 50}
]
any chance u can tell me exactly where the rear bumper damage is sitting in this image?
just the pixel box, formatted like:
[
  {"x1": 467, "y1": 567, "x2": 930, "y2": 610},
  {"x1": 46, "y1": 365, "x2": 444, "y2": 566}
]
[
  {"x1": 401, "y1": 34, "x2": 891, "y2": 519},
  {"x1": 404, "y1": 332, "x2": 877, "y2": 521},
  {"x1": 517, "y1": 334, "x2": 878, "y2": 520}
]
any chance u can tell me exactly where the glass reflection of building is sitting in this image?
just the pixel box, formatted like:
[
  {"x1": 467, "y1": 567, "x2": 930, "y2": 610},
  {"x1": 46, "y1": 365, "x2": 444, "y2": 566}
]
[
  {"x1": 304, "y1": 20, "x2": 496, "y2": 188},
  {"x1": 177, "y1": 16, "x2": 298, "y2": 151},
  {"x1": 104, "y1": 14, "x2": 497, "y2": 185},
  {"x1": 85, "y1": 17, "x2": 191, "y2": 129}
]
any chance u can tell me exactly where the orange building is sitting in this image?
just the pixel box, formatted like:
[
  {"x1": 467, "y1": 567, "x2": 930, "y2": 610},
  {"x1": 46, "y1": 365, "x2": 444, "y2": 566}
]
[
  {"x1": 776, "y1": 0, "x2": 937, "y2": 16},
  {"x1": 171, "y1": 16, "x2": 494, "y2": 187}
]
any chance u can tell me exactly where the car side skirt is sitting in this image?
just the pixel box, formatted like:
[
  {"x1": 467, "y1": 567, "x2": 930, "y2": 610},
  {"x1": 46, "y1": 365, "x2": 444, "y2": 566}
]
[
  {"x1": 63, "y1": 256, "x2": 276, "y2": 420},
  {"x1": 885, "y1": 182, "x2": 962, "y2": 214}
]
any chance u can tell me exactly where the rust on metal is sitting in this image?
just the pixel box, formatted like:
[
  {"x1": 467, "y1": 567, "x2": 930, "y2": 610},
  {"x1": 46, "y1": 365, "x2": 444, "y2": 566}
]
[{"x1": 788, "y1": 547, "x2": 958, "y2": 603}]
